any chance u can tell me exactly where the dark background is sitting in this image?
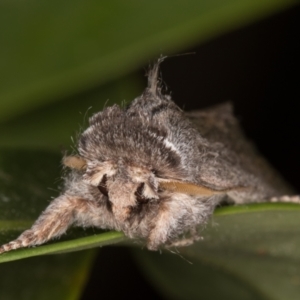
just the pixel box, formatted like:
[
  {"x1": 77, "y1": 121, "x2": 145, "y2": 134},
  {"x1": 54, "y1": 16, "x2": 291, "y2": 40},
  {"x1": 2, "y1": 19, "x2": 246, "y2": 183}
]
[{"x1": 82, "y1": 5, "x2": 299, "y2": 299}]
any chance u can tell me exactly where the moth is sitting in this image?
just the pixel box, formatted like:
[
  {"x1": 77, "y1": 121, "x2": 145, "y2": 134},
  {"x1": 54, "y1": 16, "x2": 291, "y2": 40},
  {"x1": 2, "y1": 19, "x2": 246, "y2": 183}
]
[{"x1": 0, "y1": 60, "x2": 298, "y2": 253}]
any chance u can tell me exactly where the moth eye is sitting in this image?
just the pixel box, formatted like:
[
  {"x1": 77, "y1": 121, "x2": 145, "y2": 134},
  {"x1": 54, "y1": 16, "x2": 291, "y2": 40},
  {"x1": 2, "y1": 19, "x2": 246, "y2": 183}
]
[
  {"x1": 135, "y1": 183, "x2": 148, "y2": 203},
  {"x1": 98, "y1": 174, "x2": 109, "y2": 197}
]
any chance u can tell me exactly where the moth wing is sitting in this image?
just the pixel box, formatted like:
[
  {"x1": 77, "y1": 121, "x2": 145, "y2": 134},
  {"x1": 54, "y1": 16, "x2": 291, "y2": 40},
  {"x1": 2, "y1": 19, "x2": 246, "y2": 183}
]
[{"x1": 186, "y1": 103, "x2": 292, "y2": 199}]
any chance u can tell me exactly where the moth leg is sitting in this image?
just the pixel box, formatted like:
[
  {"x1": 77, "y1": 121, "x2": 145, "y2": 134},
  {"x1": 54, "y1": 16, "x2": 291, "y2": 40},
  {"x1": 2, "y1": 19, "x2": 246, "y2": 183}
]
[
  {"x1": 166, "y1": 227, "x2": 202, "y2": 248},
  {"x1": 147, "y1": 199, "x2": 202, "y2": 251},
  {"x1": 0, "y1": 195, "x2": 101, "y2": 254},
  {"x1": 270, "y1": 195, "x2": 300, "y2": 204},
  {"x1": 147, "y1": 203, "x2": 174, "y2": 250},
  {"x1": 166, "y1": 237, "x2": 198, "y2": 248}
]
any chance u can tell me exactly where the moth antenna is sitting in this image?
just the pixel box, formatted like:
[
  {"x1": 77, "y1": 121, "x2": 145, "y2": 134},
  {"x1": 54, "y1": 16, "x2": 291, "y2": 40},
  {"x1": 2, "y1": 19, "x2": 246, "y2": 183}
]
[
  {"x1": 159, "y1": 180, "x2": 246, "y2": 196},
  {"x1": 62, "y1": 155, "x2": 87, "y2": 170}
]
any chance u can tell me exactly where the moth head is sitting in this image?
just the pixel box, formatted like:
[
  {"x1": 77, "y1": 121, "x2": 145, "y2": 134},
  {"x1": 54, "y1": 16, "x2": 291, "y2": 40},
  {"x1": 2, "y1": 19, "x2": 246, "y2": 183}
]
[
  {"x1": 64, "y1": 155, "x2": 226, "y2": 222},
  {"x1": 64, "y1": 156, "x2": 161, "y2": 221}
]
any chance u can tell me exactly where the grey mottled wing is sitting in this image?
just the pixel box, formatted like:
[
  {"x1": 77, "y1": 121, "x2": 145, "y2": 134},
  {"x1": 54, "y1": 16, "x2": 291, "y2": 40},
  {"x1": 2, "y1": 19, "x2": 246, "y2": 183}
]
[{"x1": 186, "y1": 103, "x2": 292, "y2": 203}]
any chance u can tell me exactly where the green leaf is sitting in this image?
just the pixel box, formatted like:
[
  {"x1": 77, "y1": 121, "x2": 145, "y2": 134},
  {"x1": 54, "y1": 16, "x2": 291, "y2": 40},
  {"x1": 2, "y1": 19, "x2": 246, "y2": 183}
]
[
  {"x1": 133, "y1": 205, "x2": 300, "y2": 300},
  {"x1": 0, "y1": 250, "x2": 96, "y2": 300},
  {"x1": 0, "y1": 0, "x2": 295, "y2": 122},
  {"x1": 0, "y1": 230, "x2": 125, "y2": 264}
]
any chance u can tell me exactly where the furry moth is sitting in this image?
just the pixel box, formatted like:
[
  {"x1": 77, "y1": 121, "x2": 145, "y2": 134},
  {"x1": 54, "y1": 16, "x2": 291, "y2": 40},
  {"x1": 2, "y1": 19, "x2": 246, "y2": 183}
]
[{"x1": 0, "y1": 60, "x2": 299, "y2": 253}]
